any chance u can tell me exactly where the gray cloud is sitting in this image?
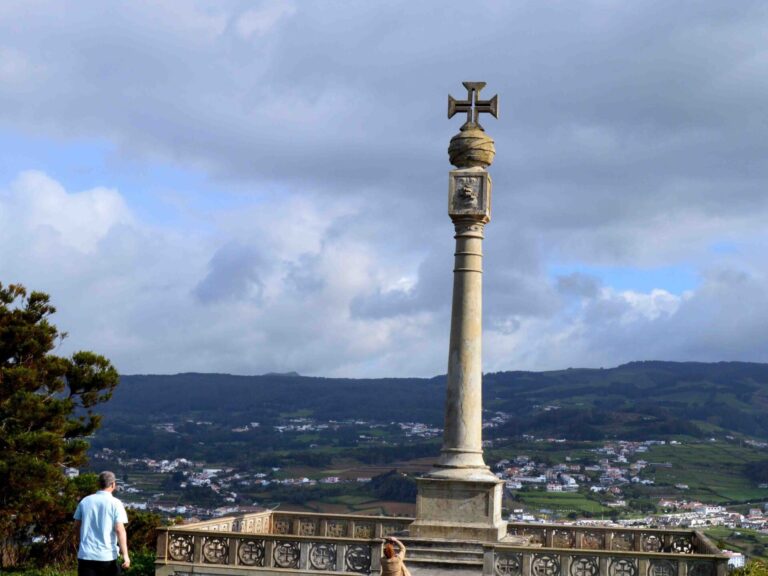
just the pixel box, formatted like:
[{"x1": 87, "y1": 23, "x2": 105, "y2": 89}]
[
  {"x1": 194, "y1": 242, "x2": 266, "y2": 304},
  {"x1": 2, "y1": 2, "x2": 768, "y2": 375}
]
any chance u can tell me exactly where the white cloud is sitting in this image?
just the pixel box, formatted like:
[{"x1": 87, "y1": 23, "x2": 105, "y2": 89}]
[
  {"x1": 235, "y1": 1, "x2": 296, "y2": 39},
  {"x1": 1, "y1": 171, "x2": 132, "y2": 253},
  {"x1": 3, "y1": 3, "x2": 768, "y2": 375}
]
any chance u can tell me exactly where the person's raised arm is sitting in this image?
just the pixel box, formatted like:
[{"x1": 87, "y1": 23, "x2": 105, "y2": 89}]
[
  {"x1": 389, "y1": 537, "x2": 406, "y2": 559},
  {"x1": 115, "y1": 522, "x2": 130, "y2": 568}
]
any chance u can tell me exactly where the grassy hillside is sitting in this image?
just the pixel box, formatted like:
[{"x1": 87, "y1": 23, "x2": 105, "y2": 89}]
[{"x1": 104, "y1": 361, "x2": 768, "y2": 440}]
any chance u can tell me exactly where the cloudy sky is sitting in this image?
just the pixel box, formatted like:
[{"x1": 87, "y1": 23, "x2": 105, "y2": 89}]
[{"x1": 2, "y1": 1, "x2": 768, "y2": 377}]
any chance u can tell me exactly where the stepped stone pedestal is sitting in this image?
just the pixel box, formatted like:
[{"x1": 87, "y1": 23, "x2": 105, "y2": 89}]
[{"x1": 412, "y1": 475, "x2": 505, "y2": 542}]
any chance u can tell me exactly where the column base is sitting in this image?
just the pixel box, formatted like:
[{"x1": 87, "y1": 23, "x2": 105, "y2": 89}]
[{"x1": 411, "y1": 475, "x2": 507, "y2": 542}]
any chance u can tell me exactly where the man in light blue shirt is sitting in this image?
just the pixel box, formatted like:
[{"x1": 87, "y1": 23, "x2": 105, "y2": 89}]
[{"x1": 74, "y1": 471, "x2": 130, "y2": 576}]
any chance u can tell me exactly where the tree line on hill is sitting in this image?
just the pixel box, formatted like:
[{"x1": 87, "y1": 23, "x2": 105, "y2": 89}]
[{"x1": 103, "y1": 360, "x2": 768, "y2": 442}]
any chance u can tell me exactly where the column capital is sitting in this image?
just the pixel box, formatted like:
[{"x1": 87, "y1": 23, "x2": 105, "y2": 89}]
[{"x1": 452, "y1": 218, "x2": 486, "y2": 238}]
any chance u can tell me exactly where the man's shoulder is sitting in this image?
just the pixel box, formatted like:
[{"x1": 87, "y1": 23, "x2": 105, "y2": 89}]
[
  {"x1": 79, "y1": 493, "x2": 100, "y2": 505},
  {"x1": 79, "y1": 491, "x2": 113, "y2": 507}
]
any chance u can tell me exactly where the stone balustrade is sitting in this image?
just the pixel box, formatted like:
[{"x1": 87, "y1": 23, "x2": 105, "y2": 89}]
[
  {"x1": 505, "y1": 524, "x2": 715, "y2": 555},
  {"x1": 155, "y1": 513, "x2": 727, "y2": 576},
  {"x1": 488, "y1": 543, "x2": 726, "y2": 576},
  {"x1": 157, "y1": 529, "x2": 379, "y2": 574}
]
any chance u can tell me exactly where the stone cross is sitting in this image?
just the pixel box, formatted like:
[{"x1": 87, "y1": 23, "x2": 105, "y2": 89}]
[{"x1": 448, "y1": 81, "x2": 499, "y2": 130}]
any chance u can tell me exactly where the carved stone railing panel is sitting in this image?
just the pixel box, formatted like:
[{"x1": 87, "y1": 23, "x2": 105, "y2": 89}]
[
  {"x1": 309, "y1": 542, "x2": 337, "y2": 571},
  {"x1": 273, "y1": 541, "x2": 301, "y2": 569},
  {"x1": 611, "y1": 533, "x2": 635, "y2": 552},
  {"x1": 273, "y1": 518, "x2": 291, "y2": 535},
  {"x1": 532, "y1": 553, "x2": 561, "y2": 576},
  {"x1": 345, "y1": 544, "x2": 372, "y2": 573},
  {"x1": 582, "y1": 532, "x2": 604, "y2": 551},
  {"x1": 299, "y1": 517, "x2": 320, "y2": 536},
  {"x1": 609, "y1": 558, "x2": 638, "y2": 576},
  {"x1": 648, "y1": 559, "x2": 677, "y2": 576},
  {"x1": 242, "y1": 514, "x2": 270, "y2": 534},
  {"x1": 641, "y1": 534, "x2": 663, "y2": 553},
  {"x1": 353, "y1": 522, "x2": 374, "y2": 539},
  {"x1": 327, "y1": 520, "x2": 347, "y2": 538},
  {"x1": 382, "y1": 523, "x2": 405, "y2": 536},
  {"x1": 202, "y1": 536, "x2": 229, "y2": 564},
  {"x1": 236, "y1": 538, "x2": 265, "y2": 567},
  {"x1": 168, "y1": 533, "x2": 194, "y2": 562},
  {"x1": 671, "y1": 536, "x2": 693, "y2": 554},
  {"x1": 495, "y1": 552, "x2": 523, "y2": 576},
  {"x1": 553, "y1": 529, "x2": 575, "y2": 549},
  {"x1": 509, "y1": 526, "x2": 547, "y2": 546},
  {"x1": 570, "y1": 556, "x2": 599, "y2": 576}
]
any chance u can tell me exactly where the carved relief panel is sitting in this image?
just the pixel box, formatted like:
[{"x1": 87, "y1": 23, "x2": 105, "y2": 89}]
[{"x1": 449, "y1": 169, "x2": 491, "y2": 220}]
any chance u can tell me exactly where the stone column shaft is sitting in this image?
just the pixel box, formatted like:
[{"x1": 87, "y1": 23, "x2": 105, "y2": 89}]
[{"x1": 438, "y1": 219, "x2": 487, "y2": 469}]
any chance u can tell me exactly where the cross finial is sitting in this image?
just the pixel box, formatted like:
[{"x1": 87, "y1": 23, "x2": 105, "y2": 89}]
[{"x1": 448, "y1": 82, "x2": 498, "y2": 130}]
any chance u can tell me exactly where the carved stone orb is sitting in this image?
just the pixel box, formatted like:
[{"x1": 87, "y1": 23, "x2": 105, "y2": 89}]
[{"x1": 449, "y1": 125, "x2": 496, "y2": 169}]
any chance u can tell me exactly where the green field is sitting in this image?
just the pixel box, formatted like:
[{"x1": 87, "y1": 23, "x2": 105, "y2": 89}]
[
  {"x1": 646, "y1": 442, "x2": 767, "y2": 502},
  {"x1": 512, "y1": 491, "x2": 610, "y2": 515},
  {"x1": 705, "y1": 526, "x2": 768, "y2": 560}
]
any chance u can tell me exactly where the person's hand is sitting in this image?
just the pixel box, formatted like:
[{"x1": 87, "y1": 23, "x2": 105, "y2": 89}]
[{"x1": 121, "y1": 556, "x2": 131, "y2": 569}]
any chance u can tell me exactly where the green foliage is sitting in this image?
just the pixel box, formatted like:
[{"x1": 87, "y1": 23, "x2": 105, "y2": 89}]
[
  {"x1": 2, "y1": 565, "x2": 77, "y2": 576},
  {"x1": 126, "y1": 509, "x2": 164, "y2": 553},
  {"x1": 745, "y1": 460, "x2": 768, "y2": 483},
  {"x1": 0, "y1": 283, "x2": 119, "y2": 567},
  {"x1": 124, "y1": 550, "x2": 156, "y2": 576},
  {"x1": 732, "y1": 560, "x2": 768, "y2": 576},
  {"x1": 368, "y1": 470, "x2": 417, "y2": 502}
]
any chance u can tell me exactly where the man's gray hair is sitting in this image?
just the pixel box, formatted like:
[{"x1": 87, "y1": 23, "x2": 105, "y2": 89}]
[{"x1": 98, "y1": 471, "x2": 117, "y2": 489}]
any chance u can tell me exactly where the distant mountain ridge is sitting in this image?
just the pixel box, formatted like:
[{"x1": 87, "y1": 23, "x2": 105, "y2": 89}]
[{"x1": 105, "y1": 361, "x2": 768, "y2": 441}]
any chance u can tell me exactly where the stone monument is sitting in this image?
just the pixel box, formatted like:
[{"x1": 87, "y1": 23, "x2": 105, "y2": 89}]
[
  {"x1": 154, "y1": 81, "x2": 727, "y2": 576},
  {"x1": 411, "y1": 82, "x2": 506, "y2": 542}
]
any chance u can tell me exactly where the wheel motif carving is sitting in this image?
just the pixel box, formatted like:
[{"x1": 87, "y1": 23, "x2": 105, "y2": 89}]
[
  {"x1": 345, "y1": 544, "x2": 372, "y2": 573},
  {"x1": 168, "y1": 534, "x2": 194, "y2": 562},
  {"x1": 310, "y1": 543, "x2": 337, "y2": 571},
  {"x1": 649, "y1": 560, "x2": 676, "y2": 576},
  {"x1": 202, "y1": 537, "x2": 229, "y2": 564},
  {"x1": 611, "y1": 532, "x2": 634, "y2": 551},
  {"x1": 672, "y1": 537, "x2": 693, "y2": 554},
  {"x1": 327, "y1": 520, "x2": 347, "y2": 537},
  {"x1": 642, "y1": 534, "x2": 663, "y2": 552},
  {"x1": 273, "y1": 541, "x2": 300, "y2": 568},
  {"x1": 533, "y1": 554, "x2": 561, "y2": 576},
  {"x1": 609, "y1": 558, "x2": 637, "y2": 576},
  {"x1": 496, "y1": 553, "x2": 522, "y2": 576},
  {"x1": 582, "y1": 532, "x2": 604, "y2": 550},
  {"x1": 688, "y1": 562, "x2": 713, "y2": 576},
  {"x1": 237, "y1": 539, "x2": 265, "y2": 566},
  {"x1": 571, "y1": 556, "x2": 599, "y2": 576}
]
